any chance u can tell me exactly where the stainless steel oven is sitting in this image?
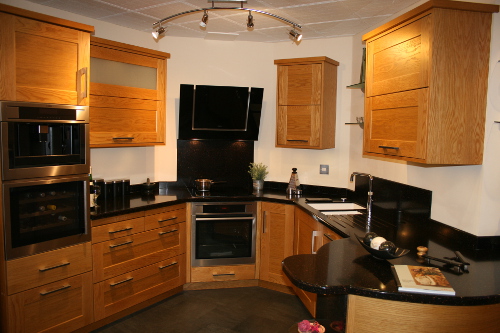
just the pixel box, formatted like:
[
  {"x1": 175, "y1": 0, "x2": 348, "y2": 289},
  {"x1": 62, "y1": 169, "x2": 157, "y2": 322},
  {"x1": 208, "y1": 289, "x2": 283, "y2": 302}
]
[
  {"x1": 191, "y1": 202, "x2": 257, "y2": 267},
  {"x1": 0, "y1": 101, "x2": 89, "y2": 180},
  {"x1": 3, "y1": 174, "x2": 90, "y2": 259}
]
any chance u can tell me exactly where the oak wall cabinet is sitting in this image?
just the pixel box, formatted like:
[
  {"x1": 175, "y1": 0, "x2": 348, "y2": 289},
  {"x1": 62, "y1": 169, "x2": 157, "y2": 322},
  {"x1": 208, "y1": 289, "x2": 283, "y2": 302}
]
[
  {"x1": 89, "y1": 37, "x2": 170, "y2": 147},
  {"x1": 274, "y1": 57, "x2": 339, "y2": 149},
  {"x1": 362, "y1": 0, "x2": 498, "y2": 165},
  {"x1": 0, "y1": 4, "x2": 93, "y2": 106}
]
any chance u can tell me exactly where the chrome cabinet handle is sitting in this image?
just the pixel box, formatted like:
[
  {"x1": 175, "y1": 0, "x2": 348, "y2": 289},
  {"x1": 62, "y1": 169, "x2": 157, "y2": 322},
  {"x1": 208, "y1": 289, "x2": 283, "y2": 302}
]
[
  {"x1": 159, "y1": 261, "x2": 178, "y2": 269},
  {"x1": 311, "y1": 230, "x2": 319, "y2": 254},
  {"x1": 378, "y1": 145, "x2": 400, "y2": 150},
  {"x1": 324, "y1": 233, "x2": 335, "y2": 242},
  {"x1": 159, "y1": 229, "x2": 178, "y2": 235},
  {"x1": 40, "y1": 284, "x2": 71, "y2": 296},
  {"x1": 263, "y1": 211, "x2": 267, "y2": 233},
  {"x1": 113, "y1": 137, "x2": 135, "y2": 140},
  {"x1": 158, "y1": 217, "x2": 177, "y2": 223},
  {"x1": 109, "y1": 240, "x2": 133, "y2": 248},
  {"x1": 39, "y1": 262, "x2": 70, "y2": 272},
  {"x1": 213, "y1": 273, "x2": 235, "y2": 277},
  {"x1": 287, "y1": 139, "x2": 308, "y2": 142},
  {"x1": 110, "y1": 277, "x2": 133, "y2": 286},
  {"x1": 109, "y1": 227, "x2": 133, "y2": 234}
]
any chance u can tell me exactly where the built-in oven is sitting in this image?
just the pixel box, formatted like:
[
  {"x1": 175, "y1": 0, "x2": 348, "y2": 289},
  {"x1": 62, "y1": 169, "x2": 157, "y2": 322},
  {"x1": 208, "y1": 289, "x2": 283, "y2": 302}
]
[
  {"x1": 0, "y1": 101, "x2": 89, "y2": 180},
  {"x1": 2, "y1": 174, "x2": 90, "y2": 260},
  {"x1": 191, "y1": 202, "x2": 257, "y2": 267}
]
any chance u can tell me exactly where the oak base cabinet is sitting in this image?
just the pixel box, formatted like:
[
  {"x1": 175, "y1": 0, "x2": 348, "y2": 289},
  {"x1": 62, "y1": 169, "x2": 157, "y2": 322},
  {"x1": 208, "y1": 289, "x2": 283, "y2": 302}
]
[
  {"x1": 191, "y1": 264, "x2": 256, "y2": 283},
  {"x1": 7, "y1": 272, "x2": 93, "y2": 333}
]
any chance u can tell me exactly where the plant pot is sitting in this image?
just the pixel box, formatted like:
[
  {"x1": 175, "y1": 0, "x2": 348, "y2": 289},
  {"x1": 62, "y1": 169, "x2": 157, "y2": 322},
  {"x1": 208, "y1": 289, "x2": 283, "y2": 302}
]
[{"x1": 252, "y1": 179, "x2": 264, "y2": 191}]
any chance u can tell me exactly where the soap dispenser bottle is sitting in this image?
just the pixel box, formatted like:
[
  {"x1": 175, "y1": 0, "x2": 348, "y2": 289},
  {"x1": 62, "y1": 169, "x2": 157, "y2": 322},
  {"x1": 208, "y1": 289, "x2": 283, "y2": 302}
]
[{"x1": 286, "y1": 168, "x2": 302, "y2": 196}]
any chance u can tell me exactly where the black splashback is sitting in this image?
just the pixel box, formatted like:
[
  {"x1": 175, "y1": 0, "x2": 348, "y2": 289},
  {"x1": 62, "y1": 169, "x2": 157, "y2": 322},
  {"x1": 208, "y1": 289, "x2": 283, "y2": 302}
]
[
  {"x1": 352, "y1": 176, "x2": 432, "y2": 222},
  {"x1": 177, "y1": 140, "x2": 254, "y2": 191}
]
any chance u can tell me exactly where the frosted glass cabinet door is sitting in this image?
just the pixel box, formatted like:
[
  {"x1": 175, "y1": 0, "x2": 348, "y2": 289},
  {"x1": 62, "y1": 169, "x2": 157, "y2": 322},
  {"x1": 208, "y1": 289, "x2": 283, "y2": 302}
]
[{"x1": 89, "y1": 37, "x2": 170, "y2": 147}]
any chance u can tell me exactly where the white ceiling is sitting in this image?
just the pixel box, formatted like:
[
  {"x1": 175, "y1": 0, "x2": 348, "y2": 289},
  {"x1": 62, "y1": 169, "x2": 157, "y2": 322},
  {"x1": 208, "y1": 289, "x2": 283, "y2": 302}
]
[{"x1": 25, "y1": 0, "x2": 423, "y2": 42}]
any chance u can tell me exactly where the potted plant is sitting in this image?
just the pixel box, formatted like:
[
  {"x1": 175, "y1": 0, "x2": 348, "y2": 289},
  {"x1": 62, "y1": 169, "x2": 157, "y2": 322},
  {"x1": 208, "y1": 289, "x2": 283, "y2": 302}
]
[{"x1": 248, "y1": 162, "x2": 268, "y2": 191}]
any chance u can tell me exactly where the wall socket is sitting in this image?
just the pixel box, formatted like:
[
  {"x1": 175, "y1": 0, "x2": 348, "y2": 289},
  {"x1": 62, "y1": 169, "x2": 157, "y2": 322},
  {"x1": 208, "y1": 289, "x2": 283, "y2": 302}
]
[{"x1": 320, "y1": 164, "x2": 329, "y2": 175}]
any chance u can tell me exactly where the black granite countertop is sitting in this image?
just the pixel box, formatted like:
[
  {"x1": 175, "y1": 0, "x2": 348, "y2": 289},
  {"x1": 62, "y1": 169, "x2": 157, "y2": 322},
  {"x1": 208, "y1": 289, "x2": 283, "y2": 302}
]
[{"x1": 90, "y1": 184, "x2": 500, "y2": 306}]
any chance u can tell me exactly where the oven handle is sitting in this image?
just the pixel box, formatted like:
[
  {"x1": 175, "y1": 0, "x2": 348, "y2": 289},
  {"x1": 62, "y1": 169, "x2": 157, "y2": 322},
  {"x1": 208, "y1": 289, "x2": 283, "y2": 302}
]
[{"x1": 195, "y1": 217, "x2": 254, "y2": 221}]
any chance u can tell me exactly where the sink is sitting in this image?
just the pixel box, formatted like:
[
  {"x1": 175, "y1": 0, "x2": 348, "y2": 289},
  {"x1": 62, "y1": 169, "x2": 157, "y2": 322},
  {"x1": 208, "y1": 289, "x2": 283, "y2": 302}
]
[{"x1": 307, "y1": 202, "x2": 365, "y2": 215}]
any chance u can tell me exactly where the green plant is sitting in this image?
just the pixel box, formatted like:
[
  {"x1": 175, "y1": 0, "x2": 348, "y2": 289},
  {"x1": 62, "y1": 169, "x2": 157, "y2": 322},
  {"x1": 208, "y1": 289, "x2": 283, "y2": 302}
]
[{"x1": 248, "y1": 162, "x2": 268, "y2": 180}]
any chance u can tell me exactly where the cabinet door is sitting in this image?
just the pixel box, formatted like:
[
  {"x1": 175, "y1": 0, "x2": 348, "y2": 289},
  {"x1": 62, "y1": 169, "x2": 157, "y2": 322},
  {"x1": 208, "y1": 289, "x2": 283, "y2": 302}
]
[
  {"x1": 365, "y1": 15, "x2": 430, "y2": 97},
  {"x1": 89, "y1": 37, "x2": 169, "y2": 147},
  {"x1": 259, "y1": 202, "x2": 294, "y2": 286},
  {"x1": 276, "y1": 105, "x2": 321, "y2": 148},
  {"x1": 7, "y1": 272, "x2": 93, "y2": 333},
  {"x1": 277, "y1": 64, "x2": 322, "y2": 105},
  {"x1": 0, "y1": 13, "x2": 90, "y2": 105},
  {"x1": 364, "y1": 89, "x2": 427, "y2": 160}
]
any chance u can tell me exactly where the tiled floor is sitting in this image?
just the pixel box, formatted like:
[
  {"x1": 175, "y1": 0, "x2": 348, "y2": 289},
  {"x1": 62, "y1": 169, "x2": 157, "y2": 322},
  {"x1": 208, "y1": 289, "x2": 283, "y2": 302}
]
[{"x1": 92, "y1": 287, "x2": 311, "y2": 332}]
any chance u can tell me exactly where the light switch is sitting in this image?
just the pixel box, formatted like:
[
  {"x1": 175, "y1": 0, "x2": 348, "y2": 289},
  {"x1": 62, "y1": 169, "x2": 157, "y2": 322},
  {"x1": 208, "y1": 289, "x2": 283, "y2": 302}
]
[{"x1": 320, "y1": 164, "x2": 329, "y2": 175}]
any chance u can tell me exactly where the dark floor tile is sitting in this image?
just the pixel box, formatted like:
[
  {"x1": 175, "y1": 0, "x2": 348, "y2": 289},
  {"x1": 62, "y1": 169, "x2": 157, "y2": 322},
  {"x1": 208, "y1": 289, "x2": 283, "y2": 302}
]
[{"x1": 92, "y1": 287, "x2": 310, "y2": 333}]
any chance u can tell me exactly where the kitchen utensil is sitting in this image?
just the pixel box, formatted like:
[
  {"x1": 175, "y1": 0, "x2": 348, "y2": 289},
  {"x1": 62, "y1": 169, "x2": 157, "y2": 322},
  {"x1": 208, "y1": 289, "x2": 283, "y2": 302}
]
[
  {"x1": 142, "y1": 178, "x2": 156, "y2": 194},
  {"x1": 194, "y1": 178, "x2": 220, "y2": 191}
]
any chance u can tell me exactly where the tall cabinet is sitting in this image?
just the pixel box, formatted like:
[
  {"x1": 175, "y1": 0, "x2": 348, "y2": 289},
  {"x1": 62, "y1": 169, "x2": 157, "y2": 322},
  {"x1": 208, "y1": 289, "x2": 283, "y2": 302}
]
[
  {"x1": 362, "y1": 0, "x2": 498, "y2": 165},
  {"x1": 274, "y1": 57, "x2": 339, "y2": 149},
  {"x1": 0, "y1": 4, "x2": 93, "y2": 106}
]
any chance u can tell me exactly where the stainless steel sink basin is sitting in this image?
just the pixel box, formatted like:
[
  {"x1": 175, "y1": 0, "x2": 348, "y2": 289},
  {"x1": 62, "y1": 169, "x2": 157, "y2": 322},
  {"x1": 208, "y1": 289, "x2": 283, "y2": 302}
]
[{"x1": 307, "y1": 202, "x2": 365, "y2": 215}]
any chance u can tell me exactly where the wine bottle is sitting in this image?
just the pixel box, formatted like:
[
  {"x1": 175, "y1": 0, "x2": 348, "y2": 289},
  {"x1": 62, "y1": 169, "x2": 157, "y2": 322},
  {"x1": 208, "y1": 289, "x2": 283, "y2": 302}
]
[{"x1": 46, "y1": 204, "x2": 57, "y2": 211}]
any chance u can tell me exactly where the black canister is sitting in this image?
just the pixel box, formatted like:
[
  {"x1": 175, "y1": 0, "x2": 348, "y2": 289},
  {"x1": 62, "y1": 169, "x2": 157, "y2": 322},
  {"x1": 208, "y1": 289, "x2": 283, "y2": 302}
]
[
  {"x1": 103, "y1": 180, "x2": 114, "y2": 201},
  {"x1": 111, "y1": 180, "x2": 123, "y2": 199},
  {"x1": 121, "y1": 179, "x2": 130, "y2": 195}
]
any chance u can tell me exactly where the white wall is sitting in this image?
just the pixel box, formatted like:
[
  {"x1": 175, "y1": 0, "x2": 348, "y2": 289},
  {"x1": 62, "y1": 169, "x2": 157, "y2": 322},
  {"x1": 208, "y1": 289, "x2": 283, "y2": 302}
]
[{"x1": 3, "y1": 0, "x2": 500, "y2": 236}]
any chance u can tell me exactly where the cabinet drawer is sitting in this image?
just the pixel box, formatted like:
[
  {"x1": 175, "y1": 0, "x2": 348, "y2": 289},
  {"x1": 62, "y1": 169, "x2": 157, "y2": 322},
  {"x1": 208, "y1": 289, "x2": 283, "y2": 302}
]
[
  {"x1": 7, "y1": 272, "x2": 93, "y2": 333},
  {"x1": 93, "y1": 222, "x2": 186, "y2": 282},
  {"x1": 7, "y1": 242, "x2": 92, "y2": 295},
  {"x1": 94, "y1": 254, "x2": 186, "y2": 321},
  {"x1": 145, "y1": 206, "x2": 186, "y2": 230},
  {"x1": 191, "y1": 264, "x2": 256, "y2": 283},
  {"x1": 92, "y1": 216, "x2": 145, "y2": 243}
]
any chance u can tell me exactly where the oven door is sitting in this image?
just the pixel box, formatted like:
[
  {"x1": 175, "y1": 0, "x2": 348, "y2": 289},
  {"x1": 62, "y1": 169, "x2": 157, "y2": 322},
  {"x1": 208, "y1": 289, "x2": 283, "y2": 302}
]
[
  {"x1": 192, "y1": 214, "x2": 256, "y2": 267},
  {"x1": 3, "y1": 174, "x2": 90, "y2": 260}
]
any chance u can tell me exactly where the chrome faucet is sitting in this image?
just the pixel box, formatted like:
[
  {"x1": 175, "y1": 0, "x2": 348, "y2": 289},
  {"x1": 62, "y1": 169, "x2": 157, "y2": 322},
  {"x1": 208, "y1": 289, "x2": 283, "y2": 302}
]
[{"x1": 350, "y1": 172, "x2": 374, "y2": 218}]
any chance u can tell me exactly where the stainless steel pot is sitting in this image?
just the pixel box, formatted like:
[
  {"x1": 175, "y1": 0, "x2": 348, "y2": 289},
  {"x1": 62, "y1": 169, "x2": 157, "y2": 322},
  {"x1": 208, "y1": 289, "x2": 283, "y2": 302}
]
[{"x1": 194, "y1": 179, "x2": 221, "y2": 191}]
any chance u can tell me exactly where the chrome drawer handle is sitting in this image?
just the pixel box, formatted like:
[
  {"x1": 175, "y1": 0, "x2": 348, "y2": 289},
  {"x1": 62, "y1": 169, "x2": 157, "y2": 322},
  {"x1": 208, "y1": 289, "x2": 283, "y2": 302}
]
[
  {"x1": 159, "y1": 261, "x2": 178, "y2": 269},
  {"x1": 39, "y1": 262, "x2": 70, "y2": 272},
  {"x1": 109, "y1": 227, "x2": 133, "y2": 234},
  {"x1": 287, "y1": 139, "x2": 308, "y2": 142},
  {"x1": 110, "y1": 277, "x2": 134, "y2": 286},
  {"x1": 113, "y1": 137, "x2": 135, "y2": 140},
  {"x1": 378, "y1": 145, "x2": 400, "y2": 150},
  {"x1": 324, "y1": 233, "x2": 335, "y2": 242},
  {"x1": 159, "y1": 229, "x2": 178, "y2": 235},
  {"x1": 109, "y1": 240, "x2": 133, "y2": 248},
  {"x1": 213, "y1": 273, "x2": 235, "y2": 277},
  {"x1": 40, "y1": 284, "x2": 71, "y2": 296},
  {"x1": 158, "y1": 217, "x2": 177, "y2": 223}
]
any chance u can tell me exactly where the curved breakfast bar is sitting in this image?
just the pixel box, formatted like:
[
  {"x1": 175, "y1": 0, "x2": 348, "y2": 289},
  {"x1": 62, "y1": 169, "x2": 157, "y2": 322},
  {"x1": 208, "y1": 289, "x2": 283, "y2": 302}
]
[{"x1": 90, "y1": 184, "x2": 500, "y2": 333}]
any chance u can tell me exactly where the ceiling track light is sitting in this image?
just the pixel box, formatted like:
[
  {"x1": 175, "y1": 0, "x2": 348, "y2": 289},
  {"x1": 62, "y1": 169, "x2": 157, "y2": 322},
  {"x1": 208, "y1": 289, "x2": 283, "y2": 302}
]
[
  {"x1": 289, "y1": 28, "x2": 302, "y2": 42},
  {"x1": 152, "y1": 0, "x2": 302, "y2": 39},
  {"x1": 152, "y1": 26, "x2": 166, "y2": 39},
  {"x1": 200, "y1": 10, "x2": 209, "y2": 27}
]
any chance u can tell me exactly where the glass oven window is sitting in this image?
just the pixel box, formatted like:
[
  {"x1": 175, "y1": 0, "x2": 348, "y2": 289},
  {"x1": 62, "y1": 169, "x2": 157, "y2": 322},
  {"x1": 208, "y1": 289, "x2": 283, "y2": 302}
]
[
  {"x1": 9, "y1": 180, "x2": 86, "y2": 249},
  {"x1": 195, "y1": 217, "x2": 253, "y2": 260},
  {"x1": 8, "y1": 122, "x2": 86, "y2": 169}
]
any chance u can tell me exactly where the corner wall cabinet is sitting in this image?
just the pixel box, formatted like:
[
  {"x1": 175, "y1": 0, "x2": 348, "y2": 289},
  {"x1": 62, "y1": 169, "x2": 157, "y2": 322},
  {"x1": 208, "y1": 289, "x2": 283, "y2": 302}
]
[
  {"x1": 274, "y1": 57, "x2": 339, "y2": 149},
  {"x1": 362, "y1": 0, "x2": 498, "y2": 165},
  {"x1": 89, "y1": 37, "x2": 170, "y2": 147},
  {"x1": 0, "y1": 4, "x2": 93, "y2": 106}
]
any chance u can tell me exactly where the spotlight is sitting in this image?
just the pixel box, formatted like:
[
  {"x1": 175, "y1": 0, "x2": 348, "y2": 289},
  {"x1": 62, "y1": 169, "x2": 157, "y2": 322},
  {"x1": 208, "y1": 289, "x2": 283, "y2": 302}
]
[
  {"x1": 289, "y1": 28, "x2": 302, "y2": 42},
  {"x1": 247, "y1": 11, "x2": 254, "y2": 28},
  {"x1": 152, "y1": 26, "x2": 166, "y2": 39},
  {"x1": 200, "y1": 10, "x2": 208, "y2": 27}
]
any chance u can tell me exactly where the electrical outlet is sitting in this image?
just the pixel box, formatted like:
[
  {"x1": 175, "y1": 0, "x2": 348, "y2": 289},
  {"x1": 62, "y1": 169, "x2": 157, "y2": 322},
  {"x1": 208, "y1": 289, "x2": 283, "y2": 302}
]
[{"x1": 320, "y1": 164, "x2": 329, "y2": 175}]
